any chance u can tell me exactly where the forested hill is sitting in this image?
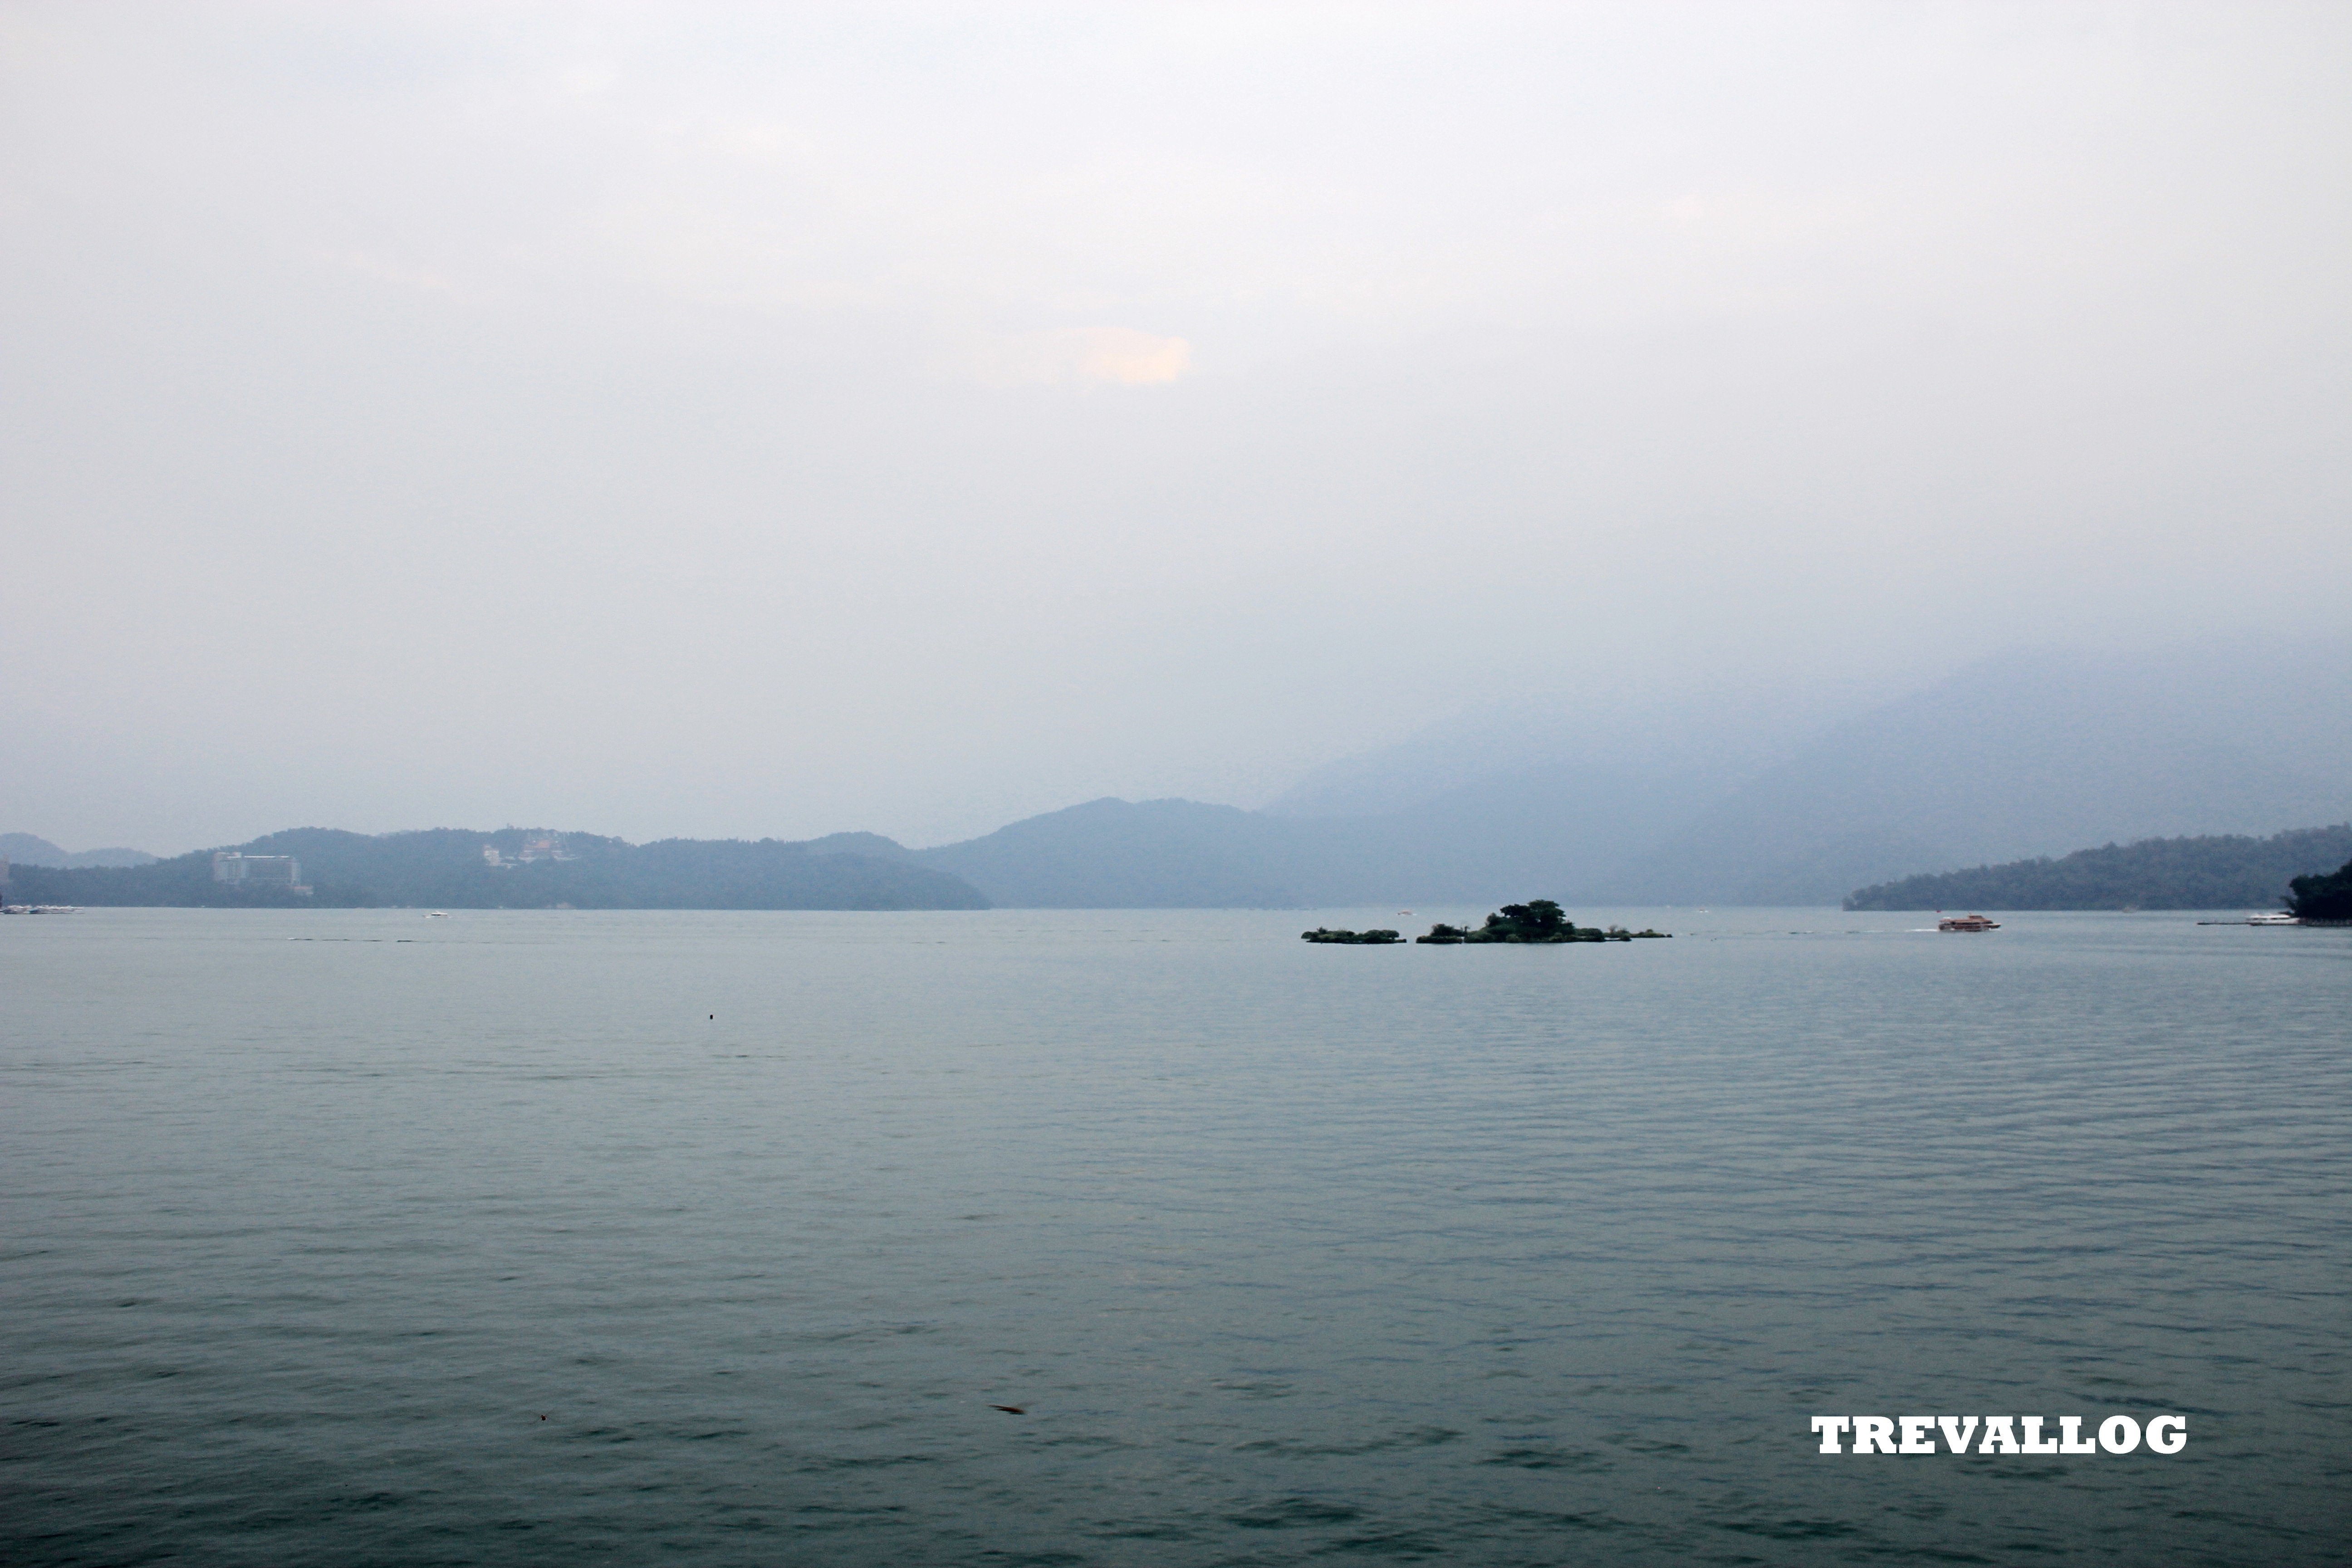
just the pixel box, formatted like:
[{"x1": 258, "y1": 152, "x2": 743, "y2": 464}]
[
  {"x1": 1843, "y1": 824, "x2": 2352, "y2": 911},
  {"x1": 4, "y1": 828, "x2": 989, "y2": 911}
]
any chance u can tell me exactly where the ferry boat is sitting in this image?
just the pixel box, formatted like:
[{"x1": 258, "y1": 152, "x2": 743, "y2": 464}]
[{"x1": 1937, "y1": 914, "x2": 2000, "y2": 932}]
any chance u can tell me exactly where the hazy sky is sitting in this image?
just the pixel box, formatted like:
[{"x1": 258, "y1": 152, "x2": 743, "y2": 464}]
[{"x1": 5, "y1": 1, "x2": 2347, "y2": 852}]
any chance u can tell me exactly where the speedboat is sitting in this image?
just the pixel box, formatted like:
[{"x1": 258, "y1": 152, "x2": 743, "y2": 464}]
[
  {"x1": 1937, "y1": 914, "x2": 2000, "y2": 932},
  {"x1": 2247, "y1": 911, "x2": 2297, "y2": 926}
]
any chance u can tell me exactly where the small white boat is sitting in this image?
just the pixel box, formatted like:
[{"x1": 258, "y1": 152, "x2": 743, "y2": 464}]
[{"x1": 2247, "y1": 911, "x2": 2297, "y2": 926}]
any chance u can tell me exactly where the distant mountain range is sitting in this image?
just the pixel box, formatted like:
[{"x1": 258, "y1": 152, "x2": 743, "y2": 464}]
[
  {"x1": 4, "y1": 828, "x2": 985, "y2": 911},
  {"x1": 13, "y1": 637, "x2": 2348, "y2": 909},
  {"x1": 0, "y1": 833, "x2": 158, "y2": 869},
  {"x1": 1844, "y1": 824, "x2": 2352, "y2": 911},
  {"x1": 852, "y1": 638, "x2": 2352, "y2": 907},
  {"x1": 1580, "y1": 641, "x2": 2352, "y2": 905}
]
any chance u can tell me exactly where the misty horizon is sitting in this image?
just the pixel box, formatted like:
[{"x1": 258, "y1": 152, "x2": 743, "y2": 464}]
[
  {"x1": 10, "y1": 630, "x2": 2348, "y2": 869},
  {"x1": 13, "y1": 632, "x2": 2349, "y2": 916},
  {"x1": 7, "y1": 3, "x2": 2348, "y2": 860}
]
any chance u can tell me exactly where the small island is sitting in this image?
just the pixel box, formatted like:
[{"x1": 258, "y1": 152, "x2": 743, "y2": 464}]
[
  {"x1": 1299, "y1": 902, "x2": 1669, "y2": 945},
  {"x1": 1416, "y1": 901, "x2": 1669, "y2": 944}
]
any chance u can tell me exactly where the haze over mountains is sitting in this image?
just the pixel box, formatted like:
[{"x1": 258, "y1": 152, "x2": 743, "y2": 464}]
[
  {"x1": 13, "y1": 640, "x2": 2348, "y2": 909},
  {"x1": 1589, "y1": 639, "x2": 2352, "y2": 905},
  {"x1": 850, "y1": 638, "x2": 2351, "y2": 907},
  {"x1": 1846, "y1": 825, "x2": 2352, "y2": 914}
]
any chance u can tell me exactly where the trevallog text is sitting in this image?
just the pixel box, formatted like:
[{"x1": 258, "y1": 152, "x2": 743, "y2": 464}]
[{"x1": 1809, "y1": 1416, "x2": 2185, "y2": 1454}]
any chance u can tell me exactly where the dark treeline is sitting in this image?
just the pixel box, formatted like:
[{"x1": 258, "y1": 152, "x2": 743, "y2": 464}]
[
  {"x1": 2287, "y1": 858, "x2": 2352, "y2": 921},
  {"x1": 5, "y1": 827, "x2": 989, "y2": 911},
  {"x1": 1844, "y1": 824, "x2": 2352, "y2": 911}
]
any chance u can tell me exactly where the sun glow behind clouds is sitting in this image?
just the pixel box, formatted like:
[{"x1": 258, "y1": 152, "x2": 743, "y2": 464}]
[
  {"x1": 960, "y1": 326, "x2": 1193, "y2": 387},
  {"x1": 1077, "y1": 328, "x2": 1191, "y2": 385}
]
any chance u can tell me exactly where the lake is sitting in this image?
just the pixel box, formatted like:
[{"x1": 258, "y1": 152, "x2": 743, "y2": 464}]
[{"x1": 3, "y1": 906, "x2": 2345, "y2": 1565}]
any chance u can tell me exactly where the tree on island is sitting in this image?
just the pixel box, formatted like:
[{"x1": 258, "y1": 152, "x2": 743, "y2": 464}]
[
  {"x1": 1496, "y1": 901, "x2": 1572, "y2": 939},
  {"x1": 2286, "y1": 858, "x2": 2352, "y2": 921}
]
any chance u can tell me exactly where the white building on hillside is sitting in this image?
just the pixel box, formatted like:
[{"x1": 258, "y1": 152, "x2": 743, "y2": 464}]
[{"x1": 213, "y1": 852, "x2": 306, "y2": 890}]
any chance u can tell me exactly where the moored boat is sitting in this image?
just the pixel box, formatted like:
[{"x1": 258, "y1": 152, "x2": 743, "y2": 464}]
[{"x1": 1937, "y1": 914, "x2": 2000, "y2": 932}]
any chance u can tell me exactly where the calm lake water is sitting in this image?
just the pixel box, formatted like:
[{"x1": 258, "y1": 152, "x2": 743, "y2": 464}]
[{"x1": 4, "y1": 907, "x2": 2346, "y2": 1566}]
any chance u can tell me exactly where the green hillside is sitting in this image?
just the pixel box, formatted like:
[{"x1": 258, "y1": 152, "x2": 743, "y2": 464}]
[{"x1": 1843, "y1": 824, "x2": 2352, "y2": 911}]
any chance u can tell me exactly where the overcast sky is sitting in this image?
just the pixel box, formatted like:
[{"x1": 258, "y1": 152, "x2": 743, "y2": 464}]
[{"x1": 5, "y1": 1, "x2": 2347, "y2": 853}]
